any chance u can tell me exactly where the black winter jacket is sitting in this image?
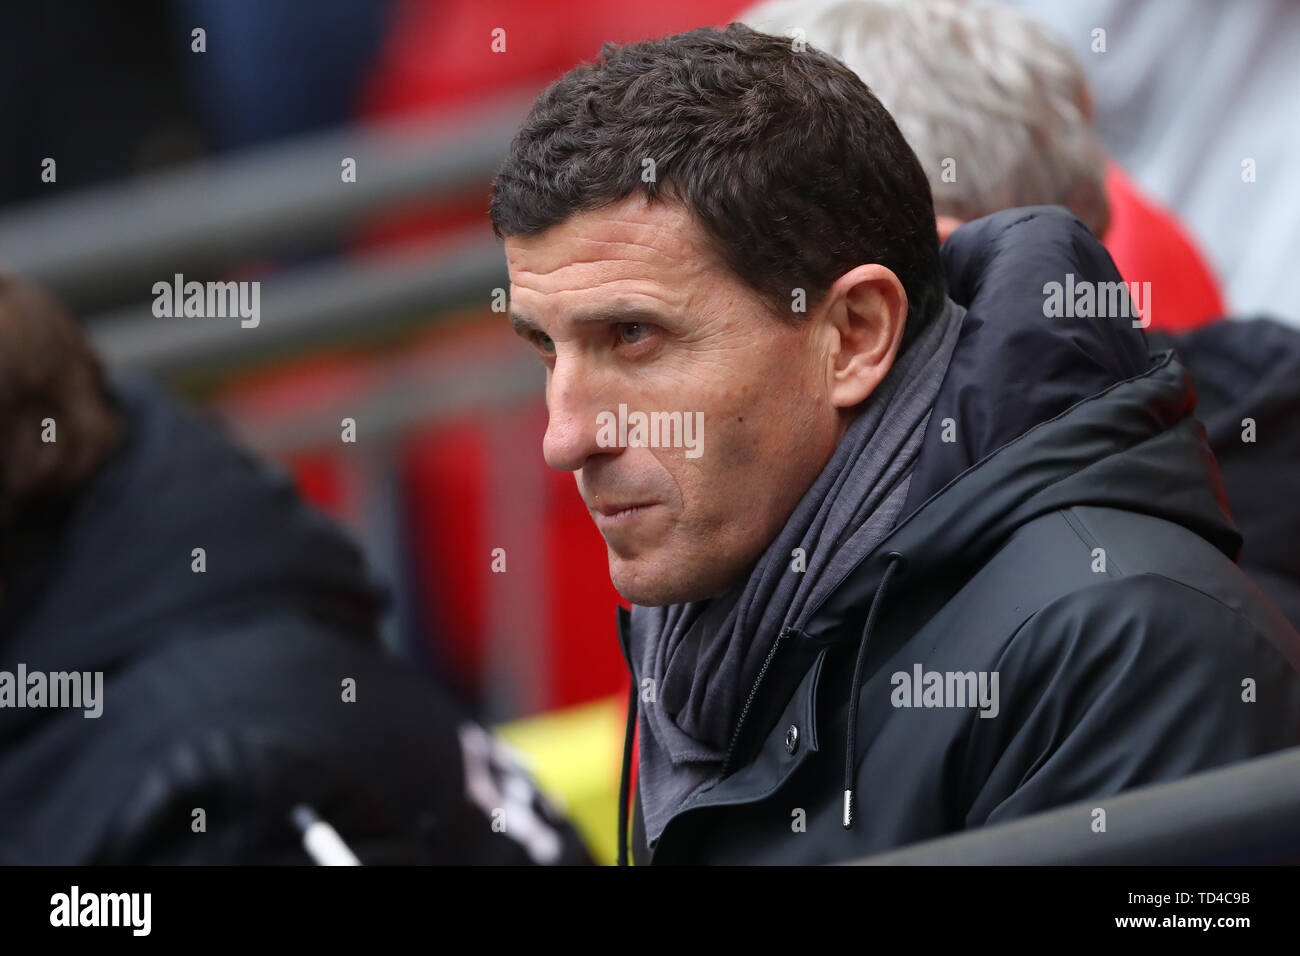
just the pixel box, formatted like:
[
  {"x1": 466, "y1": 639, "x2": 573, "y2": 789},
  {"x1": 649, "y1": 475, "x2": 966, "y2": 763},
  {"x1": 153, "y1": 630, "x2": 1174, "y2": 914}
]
[
  {"x1": 617, "y1": 207, "x2": 1300, "y2": 865},
  {"x1": 0, "y1": 374, "x2": 590, "y2": 865}
]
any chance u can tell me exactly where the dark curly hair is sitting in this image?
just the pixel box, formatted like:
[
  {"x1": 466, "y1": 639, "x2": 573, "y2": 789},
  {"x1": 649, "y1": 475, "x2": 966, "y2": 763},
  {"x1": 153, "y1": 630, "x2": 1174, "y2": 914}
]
[{"x1": 489, "y1": 23, "x2": 946, "y2": 347}]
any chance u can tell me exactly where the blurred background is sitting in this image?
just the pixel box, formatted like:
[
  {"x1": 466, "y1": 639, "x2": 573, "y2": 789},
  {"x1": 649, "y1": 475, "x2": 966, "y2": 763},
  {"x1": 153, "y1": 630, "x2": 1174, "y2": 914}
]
[{"x1": 2, "y1": 0, "x2": 1296, "y2": 864}]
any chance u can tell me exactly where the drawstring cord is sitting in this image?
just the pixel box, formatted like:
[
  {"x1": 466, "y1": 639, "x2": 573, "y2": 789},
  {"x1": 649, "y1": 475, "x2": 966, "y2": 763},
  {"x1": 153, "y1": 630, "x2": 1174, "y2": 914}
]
[
  {"x1": 618, "y1": 672, "x2": 637, "y2": 866},
  {"x1": 843, "y1": 552, "x2": 904, "y2": 829},
  {"x1": 616, "y1": 625, "x2": 791, "y2": 864},
  {"x1": 618, "y1": 550, "x2": 905, "y2": 860}
]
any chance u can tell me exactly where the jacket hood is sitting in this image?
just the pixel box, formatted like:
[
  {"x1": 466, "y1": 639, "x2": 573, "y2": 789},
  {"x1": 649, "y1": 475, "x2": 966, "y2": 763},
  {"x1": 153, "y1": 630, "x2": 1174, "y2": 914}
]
[
  {"x1": 904, "y1": 206, "x2": 1153, "y2": 510},
  {"x1": 803, "y1": 206, "x2": 1241, "y2": 641},
  {"x1": 0, "y1": 373, "x2": 385, "y2": 731}
]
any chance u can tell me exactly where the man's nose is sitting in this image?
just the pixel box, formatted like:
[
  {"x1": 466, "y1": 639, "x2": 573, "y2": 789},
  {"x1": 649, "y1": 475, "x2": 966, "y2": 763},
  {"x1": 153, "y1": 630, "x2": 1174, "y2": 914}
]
[{"x1": 542, "y1": 359, "x2": 615, "y2": 473}]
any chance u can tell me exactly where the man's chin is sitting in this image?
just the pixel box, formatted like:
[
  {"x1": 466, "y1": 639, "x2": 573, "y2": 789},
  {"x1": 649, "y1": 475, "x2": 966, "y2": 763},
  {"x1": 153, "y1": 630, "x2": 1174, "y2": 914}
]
[{"x1": 608, "y1": 552, "x2": 733, "y2": 607}]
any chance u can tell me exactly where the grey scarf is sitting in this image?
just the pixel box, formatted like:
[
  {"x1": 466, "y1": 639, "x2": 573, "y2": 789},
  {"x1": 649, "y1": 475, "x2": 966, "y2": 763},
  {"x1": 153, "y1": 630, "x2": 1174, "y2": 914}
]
[{"x1": 628, "y1": 297, "x2": 966, "y2": 845}]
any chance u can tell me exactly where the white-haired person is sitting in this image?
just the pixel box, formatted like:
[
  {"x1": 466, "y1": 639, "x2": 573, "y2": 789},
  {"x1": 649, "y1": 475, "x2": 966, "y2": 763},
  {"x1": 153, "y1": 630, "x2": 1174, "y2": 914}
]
[{"x1": 742, "y1": 0, "x2": 1224, "y2": 333}]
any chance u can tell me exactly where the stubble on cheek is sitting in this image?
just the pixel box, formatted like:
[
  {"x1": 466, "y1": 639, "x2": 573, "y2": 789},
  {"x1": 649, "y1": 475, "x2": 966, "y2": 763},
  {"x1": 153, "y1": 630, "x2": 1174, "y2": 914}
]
[
  {"x1": 703, "y1": 365, "x2": 832, "y2": 555},
  {"x1": 669, "y1": 398, "x2": 770, "y2": 563}
]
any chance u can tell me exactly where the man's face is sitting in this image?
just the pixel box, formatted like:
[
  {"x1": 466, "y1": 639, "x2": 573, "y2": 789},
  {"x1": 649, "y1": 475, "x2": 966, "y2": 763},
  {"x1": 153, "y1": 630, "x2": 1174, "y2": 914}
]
[{"x1": 505, "y1": 195, "x2": 844, "y2": 606}]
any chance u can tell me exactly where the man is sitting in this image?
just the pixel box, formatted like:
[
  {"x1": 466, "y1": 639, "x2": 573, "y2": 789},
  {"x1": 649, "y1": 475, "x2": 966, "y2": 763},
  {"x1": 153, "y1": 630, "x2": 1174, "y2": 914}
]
[
  {"x1": 490, "y1": 24, "x2": 1300, "y2": 864},
  {"x1": 743, "y1": 0, "x2": 1300, "y2": 633},
  {"x1": 0, "y1": 274, "x2": 589, "y2": 865}
]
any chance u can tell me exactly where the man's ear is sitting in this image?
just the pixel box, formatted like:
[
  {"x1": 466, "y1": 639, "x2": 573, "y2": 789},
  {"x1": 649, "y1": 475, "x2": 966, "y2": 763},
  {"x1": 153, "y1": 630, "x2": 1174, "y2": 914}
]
[{"x1": 822, "y1": 264, "x2": 907, "y2": 410}]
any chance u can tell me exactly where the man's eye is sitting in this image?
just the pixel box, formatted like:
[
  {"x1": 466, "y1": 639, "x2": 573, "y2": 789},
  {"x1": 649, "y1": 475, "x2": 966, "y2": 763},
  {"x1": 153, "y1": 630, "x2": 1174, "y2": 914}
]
[
  {"x1": 617, "y1": 323, "x2": 650, "y2": 345},
  {"x1": 534, "y1": 332, "x2": 555, "y2": 354}
]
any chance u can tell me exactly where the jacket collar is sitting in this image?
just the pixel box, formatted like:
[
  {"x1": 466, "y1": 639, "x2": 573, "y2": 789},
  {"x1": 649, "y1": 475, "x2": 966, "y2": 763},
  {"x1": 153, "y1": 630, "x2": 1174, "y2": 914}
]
[
  {"x1": 799, "y1": 350, "x2": 1238, "y2": 643},
  {"x1": 619, "y1": 613, "x2": 830, "y2": 861}
]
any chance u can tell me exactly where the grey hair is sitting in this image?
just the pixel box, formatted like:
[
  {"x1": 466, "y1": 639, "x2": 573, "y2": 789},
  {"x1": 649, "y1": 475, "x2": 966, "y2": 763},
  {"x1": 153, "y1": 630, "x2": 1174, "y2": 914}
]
[{"x1": 741, "y1": 0, "x2": 1110, "y2": 237}]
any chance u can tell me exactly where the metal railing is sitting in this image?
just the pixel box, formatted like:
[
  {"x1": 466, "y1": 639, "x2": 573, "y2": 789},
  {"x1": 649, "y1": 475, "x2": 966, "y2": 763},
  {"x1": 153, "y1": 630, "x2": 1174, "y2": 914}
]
[
  {"x1": 850, "y1": 746, "x2": 1300, "y2": 865},
  {"x1": 0, "y1": 91, "x2": 532, "y2": 323}
]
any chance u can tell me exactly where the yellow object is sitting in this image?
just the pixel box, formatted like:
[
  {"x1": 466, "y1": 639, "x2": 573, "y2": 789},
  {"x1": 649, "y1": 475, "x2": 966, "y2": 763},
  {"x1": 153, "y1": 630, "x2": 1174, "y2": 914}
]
[{"x1": 496, "y1": 692, "x2": 625, "y2": 865}]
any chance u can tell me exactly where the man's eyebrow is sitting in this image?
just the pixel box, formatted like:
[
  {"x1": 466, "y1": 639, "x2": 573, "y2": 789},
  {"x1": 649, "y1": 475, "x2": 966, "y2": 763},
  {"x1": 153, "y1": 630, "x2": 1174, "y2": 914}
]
[
  {"x1": 509, "y1": 311, "x2": 541, "y2": 337},
  {"x1": 509, "y1": 304, "x2": 671, "y2": 337}
]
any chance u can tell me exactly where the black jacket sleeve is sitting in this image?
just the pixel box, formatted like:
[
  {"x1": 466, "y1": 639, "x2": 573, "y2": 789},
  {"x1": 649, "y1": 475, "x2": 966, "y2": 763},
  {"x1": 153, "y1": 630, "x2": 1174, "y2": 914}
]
[{"x1": 962, "y1": 573, "x2": 1300, "y2": 828}]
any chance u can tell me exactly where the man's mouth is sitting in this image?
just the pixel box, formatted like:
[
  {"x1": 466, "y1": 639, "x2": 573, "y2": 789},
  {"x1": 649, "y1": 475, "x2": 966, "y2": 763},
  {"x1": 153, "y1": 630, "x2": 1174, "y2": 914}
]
[{"x1": 591, "y1": 501, "x2": 659, "y2": 525}]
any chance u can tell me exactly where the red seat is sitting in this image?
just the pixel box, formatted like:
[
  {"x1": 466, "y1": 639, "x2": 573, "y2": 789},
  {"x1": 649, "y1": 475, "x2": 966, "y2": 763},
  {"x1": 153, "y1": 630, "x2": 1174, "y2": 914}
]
[{"x1": 1102, "y1": 162, "x2": 1225, "y2": 333}]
